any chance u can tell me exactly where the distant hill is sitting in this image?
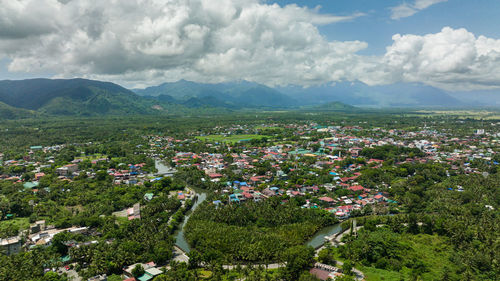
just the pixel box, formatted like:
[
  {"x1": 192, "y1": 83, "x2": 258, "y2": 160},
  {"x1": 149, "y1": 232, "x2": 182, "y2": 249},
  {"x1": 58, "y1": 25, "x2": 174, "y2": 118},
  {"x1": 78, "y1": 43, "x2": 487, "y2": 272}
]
[
  {"x1": 182, "y1": 96, "x2": 233, "y2": 108},
  {"x1": 134, "y1": 80, "x2": 298, "y2": 108},
  {"x1": 0, "y1": 78, "x2": 164, "y2": 116},
  {"x1": 307, "y1": 101, "x2": 356, "y2": 111},
  {"x1": 0, "y1": 101, "x2": 36, "y2": 119},
  {"x1": 0, "y1": 77, "x2": 496, "y2": 119},
  {"x1": 137, "y1": 80, "x2": 475, "y2": 109},
  {"x1": 278, "y1": 82, "x2": 465, "y2": 108},
  {"x1": 452, "y1": 90, "x2": 500, "y2": 107}
]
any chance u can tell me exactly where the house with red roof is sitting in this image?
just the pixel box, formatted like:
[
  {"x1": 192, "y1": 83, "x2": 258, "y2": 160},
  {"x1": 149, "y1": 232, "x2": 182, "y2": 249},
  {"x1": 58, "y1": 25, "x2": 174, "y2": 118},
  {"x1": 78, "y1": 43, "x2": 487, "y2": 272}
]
[
  {"x1": 319, "y1": 196, "x2": 335, "y2": 206},
  {"x1": 348, "y1": 185, "x2": 365, "y2": 192},
  {"x1": 242, "y1": 192, "x2": 254, "y2": 199}
]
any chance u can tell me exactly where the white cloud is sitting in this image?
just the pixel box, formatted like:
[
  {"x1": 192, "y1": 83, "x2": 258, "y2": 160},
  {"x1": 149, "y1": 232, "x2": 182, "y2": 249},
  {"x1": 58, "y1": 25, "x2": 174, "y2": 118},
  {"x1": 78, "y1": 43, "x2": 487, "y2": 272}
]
[
  {"x1": 1, "y1": 1, "x2": 500, "y2": 92},
  {"x1": 390, "y1": 0, "x2": 447, "y2": 20},
  {"x1": 0, "y1": 0, "x2": 365, "y2": 87},
  {"x1": 366, "y1": 27, "x2": 500, "y2": 91}
]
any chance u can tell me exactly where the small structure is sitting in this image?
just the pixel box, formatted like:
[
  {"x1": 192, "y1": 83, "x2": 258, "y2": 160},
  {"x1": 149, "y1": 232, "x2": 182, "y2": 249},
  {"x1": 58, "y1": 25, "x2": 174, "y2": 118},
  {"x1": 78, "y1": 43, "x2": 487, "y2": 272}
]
[
  {"x1": 30, "y1": 220, "x2": 46, "y2": 234},
  {"x1": 0, "y1": 236, "x2": 22, "y2": 255}
]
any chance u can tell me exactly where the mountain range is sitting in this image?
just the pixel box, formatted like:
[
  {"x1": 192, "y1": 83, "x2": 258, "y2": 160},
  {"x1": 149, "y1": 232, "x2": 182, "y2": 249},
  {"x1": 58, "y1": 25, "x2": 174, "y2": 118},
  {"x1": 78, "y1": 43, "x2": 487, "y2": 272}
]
[
  {"x1": 134, "y1": 79, "x2": 299, "y2": 108},
  {"x1": 0, "y1": 78, "x2": 160, "y2": 117},
  {"x1": 0, "y1": 78, "x2": 499, "y2": 119},
  {"x1": 277, "y1": 82, "x2": 466, "y2": 108}
]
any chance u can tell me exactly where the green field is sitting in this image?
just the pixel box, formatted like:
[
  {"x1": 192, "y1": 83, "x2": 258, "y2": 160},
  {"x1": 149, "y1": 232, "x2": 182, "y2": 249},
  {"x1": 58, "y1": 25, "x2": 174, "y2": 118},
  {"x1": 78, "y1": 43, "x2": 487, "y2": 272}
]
[
  {"x1": 412, "y1": 109, "x2": 500, "y2": 120},
  {"x1": 196, "y1": 134, "x2": 270, "y2": 143},
  {"x1": 360, "y1": 266, "x2": 404, "y2": 281}
]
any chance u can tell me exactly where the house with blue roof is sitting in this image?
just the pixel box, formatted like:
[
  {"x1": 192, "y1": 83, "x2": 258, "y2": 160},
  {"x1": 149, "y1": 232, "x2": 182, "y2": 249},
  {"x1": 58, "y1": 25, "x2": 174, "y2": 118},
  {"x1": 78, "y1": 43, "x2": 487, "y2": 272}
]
[{"x1": 229, "y1": 194, "x2": 240, "y2": 203}]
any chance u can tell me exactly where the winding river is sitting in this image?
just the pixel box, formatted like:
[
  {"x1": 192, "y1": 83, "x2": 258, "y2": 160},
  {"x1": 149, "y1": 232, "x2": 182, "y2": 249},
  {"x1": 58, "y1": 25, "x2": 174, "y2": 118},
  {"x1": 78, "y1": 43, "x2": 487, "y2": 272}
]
[
  {"x1": 174, "y1": 192, "x2": 207, "y2": 252},
  {"x1": 156, "y1": 160, "x2": 343, "y2": 252},
  {"x1": 306, "y1": 223, "x2": 343, "y2": 249},
  {"x1": 155, "y1": 160, "x2": 207, "y2": 252}
]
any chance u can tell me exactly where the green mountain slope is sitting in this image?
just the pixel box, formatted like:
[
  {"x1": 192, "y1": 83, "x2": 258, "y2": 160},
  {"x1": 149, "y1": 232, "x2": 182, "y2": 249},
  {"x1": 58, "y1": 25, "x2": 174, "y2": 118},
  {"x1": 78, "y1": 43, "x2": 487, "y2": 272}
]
[
  {"x1": 134, "y1": 80, "x2": 298, "y2": 108},
  {"x1": 0, "y1": 78, "x2": 163, "y2": 116},
  {"x1": 0, "y1": 101, "x2": 37, "y2": 119},
  {"x1": 310, "y1": 101, "x2": 356, "y2": 111}
]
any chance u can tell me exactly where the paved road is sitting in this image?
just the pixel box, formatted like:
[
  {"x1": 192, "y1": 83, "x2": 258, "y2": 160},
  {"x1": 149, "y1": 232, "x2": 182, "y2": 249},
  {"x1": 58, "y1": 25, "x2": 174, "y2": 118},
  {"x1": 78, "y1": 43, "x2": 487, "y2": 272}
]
[
  {"x1": 333, "y1": 260, "x2": 364, "y2": 280},
  {"x1": 173, "y1": 245, "x2": 190, "y2": 263},
  {"x1": 222, "y1": 263, "x2": 285, "y2": 270},
  {"x1": 173, "y1": 234, "x2": 363, "y2": 280},
  {"x1": 59, "y1": 267, "x2": 82, "y2": 281},
  {"x1": 172, "y1": 246, "x2": 286, "y2": 270},
  {"x1": 314, "y1": 228, "x2": 365, "y2": 280}
]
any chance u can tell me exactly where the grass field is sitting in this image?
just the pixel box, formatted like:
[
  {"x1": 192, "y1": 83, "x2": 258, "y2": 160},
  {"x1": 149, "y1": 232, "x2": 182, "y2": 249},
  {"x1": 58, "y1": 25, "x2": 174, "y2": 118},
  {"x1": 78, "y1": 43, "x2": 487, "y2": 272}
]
[
  {"x1": 197, "y1": 269, "x2": 213, "y2": 279},
  {"x1": 360, "y1": 266, "x2": 404, "y2": 281},
  {"x1": 196, "y1": 134, "x2": 270, "y2": 143},
  {"x1": 412, "y1": 110, "x2": 500, "y2": 120}
]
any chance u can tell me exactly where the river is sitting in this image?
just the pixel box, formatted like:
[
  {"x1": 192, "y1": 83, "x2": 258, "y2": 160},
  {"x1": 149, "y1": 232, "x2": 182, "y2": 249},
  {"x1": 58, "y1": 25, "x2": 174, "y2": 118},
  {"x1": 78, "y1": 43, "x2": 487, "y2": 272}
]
[
  {"x1": 156, "y1": 160, "x2": 344, "y2": 252},
  {"x1": 306, "y1": 223, "x2": 343, "y2": 249},
  {"x1": 174, "y1": 191, "x2": 207, "y2": 252},
  {"x1": 155, "y1": 159, "x2": 208, "y2": 253}
]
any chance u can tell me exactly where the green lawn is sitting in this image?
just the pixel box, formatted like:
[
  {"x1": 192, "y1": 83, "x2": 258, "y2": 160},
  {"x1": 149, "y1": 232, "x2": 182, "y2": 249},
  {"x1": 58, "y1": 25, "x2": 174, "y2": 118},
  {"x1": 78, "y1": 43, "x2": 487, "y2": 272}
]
[
  {"x1": 196, "y1": 134, "x2": 270, "y2": 143},
  {"x1": 360, "y1": 266, "x2": 404, "y2": 281},
  {"x1": 197, "y1": 269, "x2": 213, "y2": 279}
]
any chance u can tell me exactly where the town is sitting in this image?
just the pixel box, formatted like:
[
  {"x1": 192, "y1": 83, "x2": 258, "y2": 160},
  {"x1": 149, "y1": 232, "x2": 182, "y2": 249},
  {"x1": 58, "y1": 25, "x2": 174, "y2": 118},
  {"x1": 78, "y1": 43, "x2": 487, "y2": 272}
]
[{"x1": 0, "y1": 115, "x2": 499, "y2": 281}]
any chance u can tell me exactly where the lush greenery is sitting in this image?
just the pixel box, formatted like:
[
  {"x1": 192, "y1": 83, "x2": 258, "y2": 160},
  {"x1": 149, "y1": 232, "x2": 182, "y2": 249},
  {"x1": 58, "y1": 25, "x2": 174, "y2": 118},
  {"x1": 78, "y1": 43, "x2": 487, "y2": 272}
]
[
  {"x1": 0, "y1": 112, "x2": 499, "y2": 280},
  {"x1": 334, "y1": 173, "x2": 500, "y2": 280},
  {"x1": 185, "y1": 197, "x2": 336, "y2": 263},
  {"x1": 196, "y1": 134, "x2": 270, "y2": 144}
]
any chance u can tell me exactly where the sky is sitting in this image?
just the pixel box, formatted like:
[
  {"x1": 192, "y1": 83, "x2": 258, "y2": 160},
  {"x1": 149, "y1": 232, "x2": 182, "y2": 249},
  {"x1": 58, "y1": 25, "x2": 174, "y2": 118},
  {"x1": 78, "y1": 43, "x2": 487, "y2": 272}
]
[{"x1": 1, "y1": 0, "x2": 500, "y2": 91}]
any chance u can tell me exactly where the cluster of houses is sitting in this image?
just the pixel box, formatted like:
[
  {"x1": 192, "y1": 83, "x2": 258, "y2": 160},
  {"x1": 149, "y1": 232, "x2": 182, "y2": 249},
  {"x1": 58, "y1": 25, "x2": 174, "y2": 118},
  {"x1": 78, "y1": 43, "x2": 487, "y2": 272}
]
[
  {"x1": 0, "y1": 121, "x2": 498, "y2": 280},
  {"x1": 310, "y1": 262, "x2": 345, "y2": 281},
  {"x1": 0, "y1": 220, "x2": 89, "y2": 256},
  {"x1": 141, "y1": 122, "x2": 499, "y2": 221}
]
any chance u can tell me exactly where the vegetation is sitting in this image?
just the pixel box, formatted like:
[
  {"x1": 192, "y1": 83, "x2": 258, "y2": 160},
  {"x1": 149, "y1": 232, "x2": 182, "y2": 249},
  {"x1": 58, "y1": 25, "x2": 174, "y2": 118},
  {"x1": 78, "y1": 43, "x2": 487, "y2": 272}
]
[
  {"x1": 196, "y1": 134, "x2": 270, "y2": 144},
  {"x1": 334, "y1": 173, "x2": 500, "y2": 280},
  {"x1": 0, "y1": 217, "x2": 29, "y2": 238},
  {"x1": 185, "y1": 197, "x2": 336, "y2": 263},
  {"x1": 0, "y1": 112, "x2": 498, "y2": 280}
]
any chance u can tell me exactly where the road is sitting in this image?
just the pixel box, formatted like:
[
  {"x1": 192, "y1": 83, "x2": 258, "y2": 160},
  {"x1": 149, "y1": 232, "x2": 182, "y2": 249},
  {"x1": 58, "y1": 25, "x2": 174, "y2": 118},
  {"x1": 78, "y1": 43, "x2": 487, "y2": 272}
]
[
  {"x1": 333, "y1": 260, "x2": 365, "y2": 280},
  {"x1": 58, "y1": 267, "x2": 82, "y2": 281},
  {"x1": 222, "y1": 263, "x2": 285, "y2": 270},
  {"x1": 173, "y1": 242, "x2": 363, "y2": 279},
  {"x1": 173, "y1": 245, "x2": 190, "y2": 263},
  {"x1": 314, "y1": 228, "x2": 365, "y2": 280}
]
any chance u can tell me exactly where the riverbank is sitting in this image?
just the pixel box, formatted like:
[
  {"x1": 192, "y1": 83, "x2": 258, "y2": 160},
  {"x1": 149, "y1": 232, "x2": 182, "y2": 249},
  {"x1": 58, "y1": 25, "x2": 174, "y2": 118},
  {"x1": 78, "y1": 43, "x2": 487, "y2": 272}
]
[{"x1": 173, "y1": 189, "x2": 207, "y2": 253}]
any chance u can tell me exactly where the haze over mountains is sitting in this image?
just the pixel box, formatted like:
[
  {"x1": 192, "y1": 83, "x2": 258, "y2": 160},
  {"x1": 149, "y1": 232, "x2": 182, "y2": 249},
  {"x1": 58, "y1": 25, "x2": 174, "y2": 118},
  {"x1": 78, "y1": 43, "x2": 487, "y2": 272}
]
[
  {"x1": 0, "y1": 78, "x2": 499, "y2": 118},
  {"x1": 134, "y1": 79, "x2": 500, "y2": 108},
  {"x1": 134, "y1": 80, "x2": 298, "y2": 108}
]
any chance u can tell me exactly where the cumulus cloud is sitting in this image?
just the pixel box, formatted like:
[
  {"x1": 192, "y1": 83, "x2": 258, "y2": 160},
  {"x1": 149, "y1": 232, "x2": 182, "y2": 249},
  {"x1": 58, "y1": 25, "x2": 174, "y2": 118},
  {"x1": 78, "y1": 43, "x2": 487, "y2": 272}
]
[
  {"x1": 390, "y1": 0, "x2": 447, "y2": 20},
  {"x1": 0, "y1": 0, "x2": 366, "y2": 87},
  {"x1": 1, "y1": 1, "x2": 500, "y2": 91},
  {"x1": 360, "y1": 27, "x2": 500, "y2": 91}
]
